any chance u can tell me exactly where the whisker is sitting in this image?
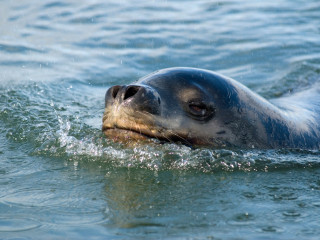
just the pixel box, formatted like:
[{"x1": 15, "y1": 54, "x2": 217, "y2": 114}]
[
  {"x1": 143, "y1": 122, "x2": 164, "y2": 143},
  {"x1": 129, "y1": 111, "x2": 192, "y2": 145},
  {"x1": 166, "y1": 129, "x2": 192, "y2": 146},
  {"x1": 104, "y1": 107, "x2": 193, "y2": 146},
  {"x1": 158, "y1": 131, "x2": 173, "y2": 143}
]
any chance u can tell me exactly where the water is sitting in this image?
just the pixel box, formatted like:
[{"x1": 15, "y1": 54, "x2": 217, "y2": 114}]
[{"x1": 1, "y1": 0, "x2": 320, "y2": 239}]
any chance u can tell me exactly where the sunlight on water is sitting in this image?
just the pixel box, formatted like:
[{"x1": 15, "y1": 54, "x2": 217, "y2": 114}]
[
  {"x1": 1, "y1": 80, "x2": 319, "y2": 174},
  {"x1": 30, "y1": 111, "x2": 320, "y2": 173},
  {"x1": 1, "y1": 0, "x2": 320, "y2": 239}
]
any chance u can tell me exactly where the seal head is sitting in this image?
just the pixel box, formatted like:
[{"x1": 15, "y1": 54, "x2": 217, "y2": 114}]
[
  {"x1": 103, "y1": 68, "x2": 265, "y2": 147},
  {"x1": 103, "y1": 67, "x2": 320, "y2": 149}
]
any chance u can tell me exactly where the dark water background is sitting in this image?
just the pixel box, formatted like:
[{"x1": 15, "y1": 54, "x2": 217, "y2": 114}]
[{"x1": 1, "y1": 0, "x2": 320, "y2": 239}]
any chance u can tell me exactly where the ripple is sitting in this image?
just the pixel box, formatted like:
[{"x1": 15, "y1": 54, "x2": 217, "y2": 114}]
[
  {"x1": 282, "y1": 210, "x2": 301, "y2": 218},
  {"x1": 0, "y1": 217, "x2": 41, "y2": 232},
  {"x1": 312, "y1": 202, "x2": 320, "y2": 207},
  {"x1": 228, "y1": 212, "x2": 255, "y2": 226},
  {"x1": 1, "y1": 0, "x2": 320, "y2": 239},
  {"x1": 271, "y1": 192, "x2": 298, "y2": 201},
  {"x1": 0, "y1": 43, "x2": 43, "y2": 54},
  {"x1": 42, "y1": 1, "x2": 70, "y2": 9},
  {"x1": 31, "y1": 110, "x2": 320, "y2": 172},
  {"x1": 43, "y1": 210, "x2": 108, "y2": 226},
  {"x1": 242, "y1": 192, "x2": 256, "y2": 199},
  {"x1": 261, "y1": 226, "x2": 284, "y2": 233}
]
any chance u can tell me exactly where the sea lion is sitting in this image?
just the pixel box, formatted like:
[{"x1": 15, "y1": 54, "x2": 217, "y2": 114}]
[{"x1": 102, "y1": 67, "x2": 320, "y2": 149}]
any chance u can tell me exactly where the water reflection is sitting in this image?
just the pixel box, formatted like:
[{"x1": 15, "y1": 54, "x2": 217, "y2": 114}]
[
  {"x1": 103, "y1": 168, "x2": 227, "y2": 231},
  {"x1": 1, "y1": 0, "x2": 320, "y2": 238}
]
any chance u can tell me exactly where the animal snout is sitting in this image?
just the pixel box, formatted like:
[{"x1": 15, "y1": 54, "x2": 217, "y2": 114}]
[{"x1": 105, "y1": 84, "x2": 161, "y2": 115}]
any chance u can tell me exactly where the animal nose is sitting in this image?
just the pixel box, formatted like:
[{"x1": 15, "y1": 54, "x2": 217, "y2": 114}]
[
  {"x1": 123, "y1": 85, "x2": 142, "y2": 101},
  {"x1": 105, "y1": 85, "x2": 142, "y2": 102},
  {"x1": 105, "y1": 84, "x2": 161, "y2": 115},
  {"x1": 108, "y1": 85, "x2": 121, "y2": 100}
]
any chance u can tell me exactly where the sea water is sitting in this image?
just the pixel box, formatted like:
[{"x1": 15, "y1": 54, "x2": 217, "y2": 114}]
[{"x1": 1, "y1": 0, "x2": 320, "y2": 239}]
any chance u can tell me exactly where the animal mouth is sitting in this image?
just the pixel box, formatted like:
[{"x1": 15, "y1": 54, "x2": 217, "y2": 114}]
[
  {"x1": 102, "y1": 110, "x2": 191, "y2": 145},
  {"x1": 103, "y1": 124, "x2": 194, "y2": 146},
  {"x1": 103, "y1": 126, "x2": 153, "y2": 141}
]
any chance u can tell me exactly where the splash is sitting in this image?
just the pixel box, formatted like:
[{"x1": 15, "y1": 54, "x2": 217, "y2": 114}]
[
  {"x1": 2, "y1": 82, "x2": 320, "y2": 173},
  {"x1": 35, "y1": 114, "x2": 320, "y2": 172}
]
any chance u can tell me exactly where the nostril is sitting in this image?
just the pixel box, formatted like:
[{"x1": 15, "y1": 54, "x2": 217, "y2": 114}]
[
  {"x1": 124, "y1": 86, "x2": 141, "y2": 100},
  {"x1": 111, "y1": 85, "x2": 121, "y2": 99}
]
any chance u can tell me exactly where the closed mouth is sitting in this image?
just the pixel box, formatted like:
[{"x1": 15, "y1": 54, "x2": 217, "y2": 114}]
[
  {"x1": 103, "y1": 127, "x2": 154, "y2": 141},
  {"x1": 102, "y1": 113, "x2": 192, "y2": 145},
  {"x1": 103, "y1": 126, "x2": 195, "y2": 147}
]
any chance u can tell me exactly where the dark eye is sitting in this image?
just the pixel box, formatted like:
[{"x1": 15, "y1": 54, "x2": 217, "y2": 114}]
[
  {"x1": 187, "y1": 100, "x2": 215, "y2": 121},
  {"x1": 189, "y1": 102, "x2": 207, "y2": 116}
]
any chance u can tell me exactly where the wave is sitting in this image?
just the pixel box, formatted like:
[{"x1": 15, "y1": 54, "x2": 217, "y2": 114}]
[{"x1": 1, "y1": 80, "x2": 320, "y2": 174}]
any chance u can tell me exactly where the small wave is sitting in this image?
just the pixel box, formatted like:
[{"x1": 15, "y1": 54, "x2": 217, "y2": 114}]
[
  {"x1": 2, "y1": 81, "x2": 320, "y2": 173},
  {"x1": 0, "y1": 217, "x2": 41, "y2": 232},
  {"x1": 33, "y1": 115, "x2": 320, "y2": 172}
]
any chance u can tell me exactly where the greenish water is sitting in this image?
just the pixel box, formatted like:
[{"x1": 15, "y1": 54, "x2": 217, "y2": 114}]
[{"x1": 1, "y1": 0, "x2": 320, "y2": 239}]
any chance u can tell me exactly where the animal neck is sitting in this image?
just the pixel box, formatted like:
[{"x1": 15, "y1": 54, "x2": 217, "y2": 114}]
[{"x1": 233, "y1": 82, "x2": 320, "y2": 149}]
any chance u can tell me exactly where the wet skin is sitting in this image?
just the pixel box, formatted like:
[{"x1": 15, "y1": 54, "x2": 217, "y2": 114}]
[{"x1": 103, "y1": 67, "x2": 320, "y2": 149}]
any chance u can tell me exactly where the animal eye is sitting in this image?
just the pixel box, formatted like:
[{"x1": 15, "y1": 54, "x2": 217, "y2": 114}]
[
  {"x1": 188, "y1": 102, "x2": 207, "y2": 116},
  {"x1": 187, "y1": 100, "x2": 215, "y2": 121}
]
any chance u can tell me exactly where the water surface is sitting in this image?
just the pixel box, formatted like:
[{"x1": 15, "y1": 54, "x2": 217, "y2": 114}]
[{"x1": 1, "y1": 0, "x2": 320, "y2": 239}]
